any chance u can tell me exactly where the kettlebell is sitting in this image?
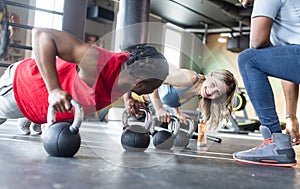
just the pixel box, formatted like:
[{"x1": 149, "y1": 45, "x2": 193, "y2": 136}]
[
  {"x1": 0, "y1": 118, "x2": 6, "y2": 125},
  {"x1": 152, "y1": 116, "x2": 179, "y2": 150},
  {"x1": 121, "y1": 109, "x2": 153, "y2": 152},
  {"x1": 173, "y1": 117, "x2": 195, "y2": 147},
  {"x1": 43, "y1": 100, "x2": 84, "y2": 157}
]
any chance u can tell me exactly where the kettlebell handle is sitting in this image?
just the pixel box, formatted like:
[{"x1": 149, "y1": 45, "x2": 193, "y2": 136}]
[
  {"x1": 185, "y1": 117, "x2": 195, "y2": 135},
  {"x1": 47, "y1": 100, "x2": 84, "y2": 134},
  {"x1": 122, "y1": 108, "x2": 152, "y2": 131},
  {"x1": 169, "y1": 115, "x2": 180, "y2": 136},
  {"x1": 152, "y1": 115, "x2": 180, "y2": 136}
]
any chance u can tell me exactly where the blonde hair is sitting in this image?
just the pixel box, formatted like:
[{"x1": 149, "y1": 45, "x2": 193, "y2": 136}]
[{"x1": 198, "y1": 69, "x2": 237, "y2": 130}]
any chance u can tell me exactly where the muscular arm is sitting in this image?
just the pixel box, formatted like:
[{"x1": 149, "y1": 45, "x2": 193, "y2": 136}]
[
  {"x1": 250, "y1": 16, "x2": 273, "y2": 48},
  {"x1": 282, "y1": 80, "x2": 299, "y2": 144},
  {"x1": 31, "y1": 28, "x2": 91, "y2": 112}
]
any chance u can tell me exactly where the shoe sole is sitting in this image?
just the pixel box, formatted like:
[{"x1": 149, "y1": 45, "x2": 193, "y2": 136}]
[{"x1": 233, "y1": 154, "x2": 297, "y2": 167}]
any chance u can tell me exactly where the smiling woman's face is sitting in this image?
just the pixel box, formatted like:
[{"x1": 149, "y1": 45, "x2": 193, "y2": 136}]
[{"x1": 200, "y1": 73, "x2": 230, "y2": 100}]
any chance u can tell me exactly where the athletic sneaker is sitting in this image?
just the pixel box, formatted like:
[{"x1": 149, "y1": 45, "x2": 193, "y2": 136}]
[
  {"x1": 17, "y1": 118, "x2": 31, "y2": 135},
  {"x1": 233, "y1": 126, "x2": 297, "y2": 167},
  {"x1": 30, "y1": 122, "x2": 42, "y2": 135},
  {"x1": 17, "y1": 118, "x2": 42, "y2": 135}
]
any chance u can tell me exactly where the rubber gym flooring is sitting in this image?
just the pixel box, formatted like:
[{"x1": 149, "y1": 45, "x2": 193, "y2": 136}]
[{"x1": 0, "y1": 119, "x2": 300, "y2": 189}]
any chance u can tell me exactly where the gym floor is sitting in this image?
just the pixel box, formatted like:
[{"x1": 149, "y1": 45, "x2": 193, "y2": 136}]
[{"x1": 0, "y1": 119, "x2": 300, "y2": 189}]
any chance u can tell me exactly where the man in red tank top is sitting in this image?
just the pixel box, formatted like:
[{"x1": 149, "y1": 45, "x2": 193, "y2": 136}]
[{"x1": 0, "y1": 28, "x2": 169, "y2": 134}]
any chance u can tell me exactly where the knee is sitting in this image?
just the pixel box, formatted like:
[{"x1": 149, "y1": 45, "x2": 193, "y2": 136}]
[{"x1": 238, "y1": 48, "x2": 256, "y2": 72}]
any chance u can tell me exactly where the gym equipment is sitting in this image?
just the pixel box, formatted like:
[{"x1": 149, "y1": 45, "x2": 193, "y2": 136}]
[
  {"x1": 192, "y1": 132, "x2": 222, "y2": 143},
  {"x1": 43, "y1": 100, "x2": 84, "y2": 157},
  {"x1": 152, "y1": 116, "x2": 180, "y2": 150},
  {"x1": 0, "y1": 0, "x2": 5, "y2": 22},
  {"x1": 0, "y1": 0, "x2": 9, "y2": 59},
  {"x1": 121, "y1": 109, "x2": 153, "y2": 152},
  {"x1": 219, "y1": 88, "x2": 260, "y2": 133},
  {"x1": 118, "y1": 0, "x2": 150, "y2": 50},
  {"x1": 0, "y1": 118, "x2": 6, "y2": 125},
  {"x1": 233, "y1": 89, "x2": 247, "y2": 112},
  {"x1": 0, "y1": 1, "x2": 64, "y2": 61},
  {"x1": 173, "y1": 117, "x2": 195, "y2": 147},
  {"x1": 232, "y1": 88, "x2": 261, "y2": 132}
]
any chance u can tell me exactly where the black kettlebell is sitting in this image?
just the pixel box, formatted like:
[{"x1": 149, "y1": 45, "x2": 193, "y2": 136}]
[
  {"x1": 0, "y1": 118, "x2": 6, "y2": 125},
  {"x1": 121, "y1": 109, "x2": 153, "y2": 152},
  {"x1": 173, "y1": 117, "x2": 195, "y2": 147},
  {"x1": 152, "y1": 116, "x2": 179, "y2": 150},
  {"x1": 43, "y1": 100, "x2": 84, "y2": 157}
]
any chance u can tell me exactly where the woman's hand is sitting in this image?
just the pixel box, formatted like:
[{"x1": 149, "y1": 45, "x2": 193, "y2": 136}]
[
  {"x1": 173, "y1": 107, "x2": 190, "y2": 124},
  {"x1": 174, "y1": 112, "x2": 190, "y2": 124},
  {"x1": 155, "y1": 107, "x2": 170, "y2": 123}
]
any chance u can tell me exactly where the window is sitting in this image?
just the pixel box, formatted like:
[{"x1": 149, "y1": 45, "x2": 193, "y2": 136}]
[
  {"x1": 164, "y1": 27, "x2": 182, "y2": 68},
  {"x1": 34, "y1": 0, "x2": 64, "y2": 29}
]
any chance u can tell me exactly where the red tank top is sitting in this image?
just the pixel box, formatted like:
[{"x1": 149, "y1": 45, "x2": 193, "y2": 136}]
[{"x1": 13, "y1": 46, "x2": 130, "y2": 124}]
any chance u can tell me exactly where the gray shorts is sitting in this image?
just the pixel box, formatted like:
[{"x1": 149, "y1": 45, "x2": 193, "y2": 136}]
[{"x1": 0, "y1": 62, "x2": 24, "y2": 119}]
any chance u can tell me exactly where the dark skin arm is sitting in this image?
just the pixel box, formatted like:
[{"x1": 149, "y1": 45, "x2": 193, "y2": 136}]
[
  {"x1": 250, "y1": 16, "x2": 273, "y2": 48},
  {"x1": 31, "y1": 28, "x2": 92, "y2": 112},
  {"x1": 282, "y1": 81, "x2": 299, "y2": 145},
  {"x1": 123, "y1": 92, "x2": 148, "y2": 116}
]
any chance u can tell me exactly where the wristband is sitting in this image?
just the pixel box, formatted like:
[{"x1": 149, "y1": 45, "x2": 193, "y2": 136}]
[{"x1": 286, "y1": 114, "x2": 297, "y2": 119}]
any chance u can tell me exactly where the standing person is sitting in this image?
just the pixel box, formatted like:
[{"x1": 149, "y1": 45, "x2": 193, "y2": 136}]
[
  {"x1": 0, "y1": 28, "x2": 169, "y2": 130},
  {"x1": 234, "y1": 0, "x2": 300, "y2": 166}
]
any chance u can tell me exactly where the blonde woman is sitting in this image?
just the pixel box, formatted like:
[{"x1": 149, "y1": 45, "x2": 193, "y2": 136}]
[{"x1": 126, "y1": 68, "x2": 237, "y2": 132}]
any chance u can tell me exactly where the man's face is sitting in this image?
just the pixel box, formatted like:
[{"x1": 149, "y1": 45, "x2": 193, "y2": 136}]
[
  {"x1": 239, "y1": 0, "x2": 254, "y2": 8},
  {"x1": 131, "y1": 79, "x2": 162, "y2": 95}
]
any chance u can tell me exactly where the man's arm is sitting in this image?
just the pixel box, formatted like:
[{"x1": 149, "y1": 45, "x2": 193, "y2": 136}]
[
  {"x1": 282, "y1": 80, "x2": 300, "y2": 144},
  {"x1": 250, "y1": 16, "x2": 273, "y2": 48},
  {"x1": 123, "y1": 92, "x2": 149, "y2": 116},
  {"x1": 31, "y1": 28, "x2": 91, "y2": 112}
]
